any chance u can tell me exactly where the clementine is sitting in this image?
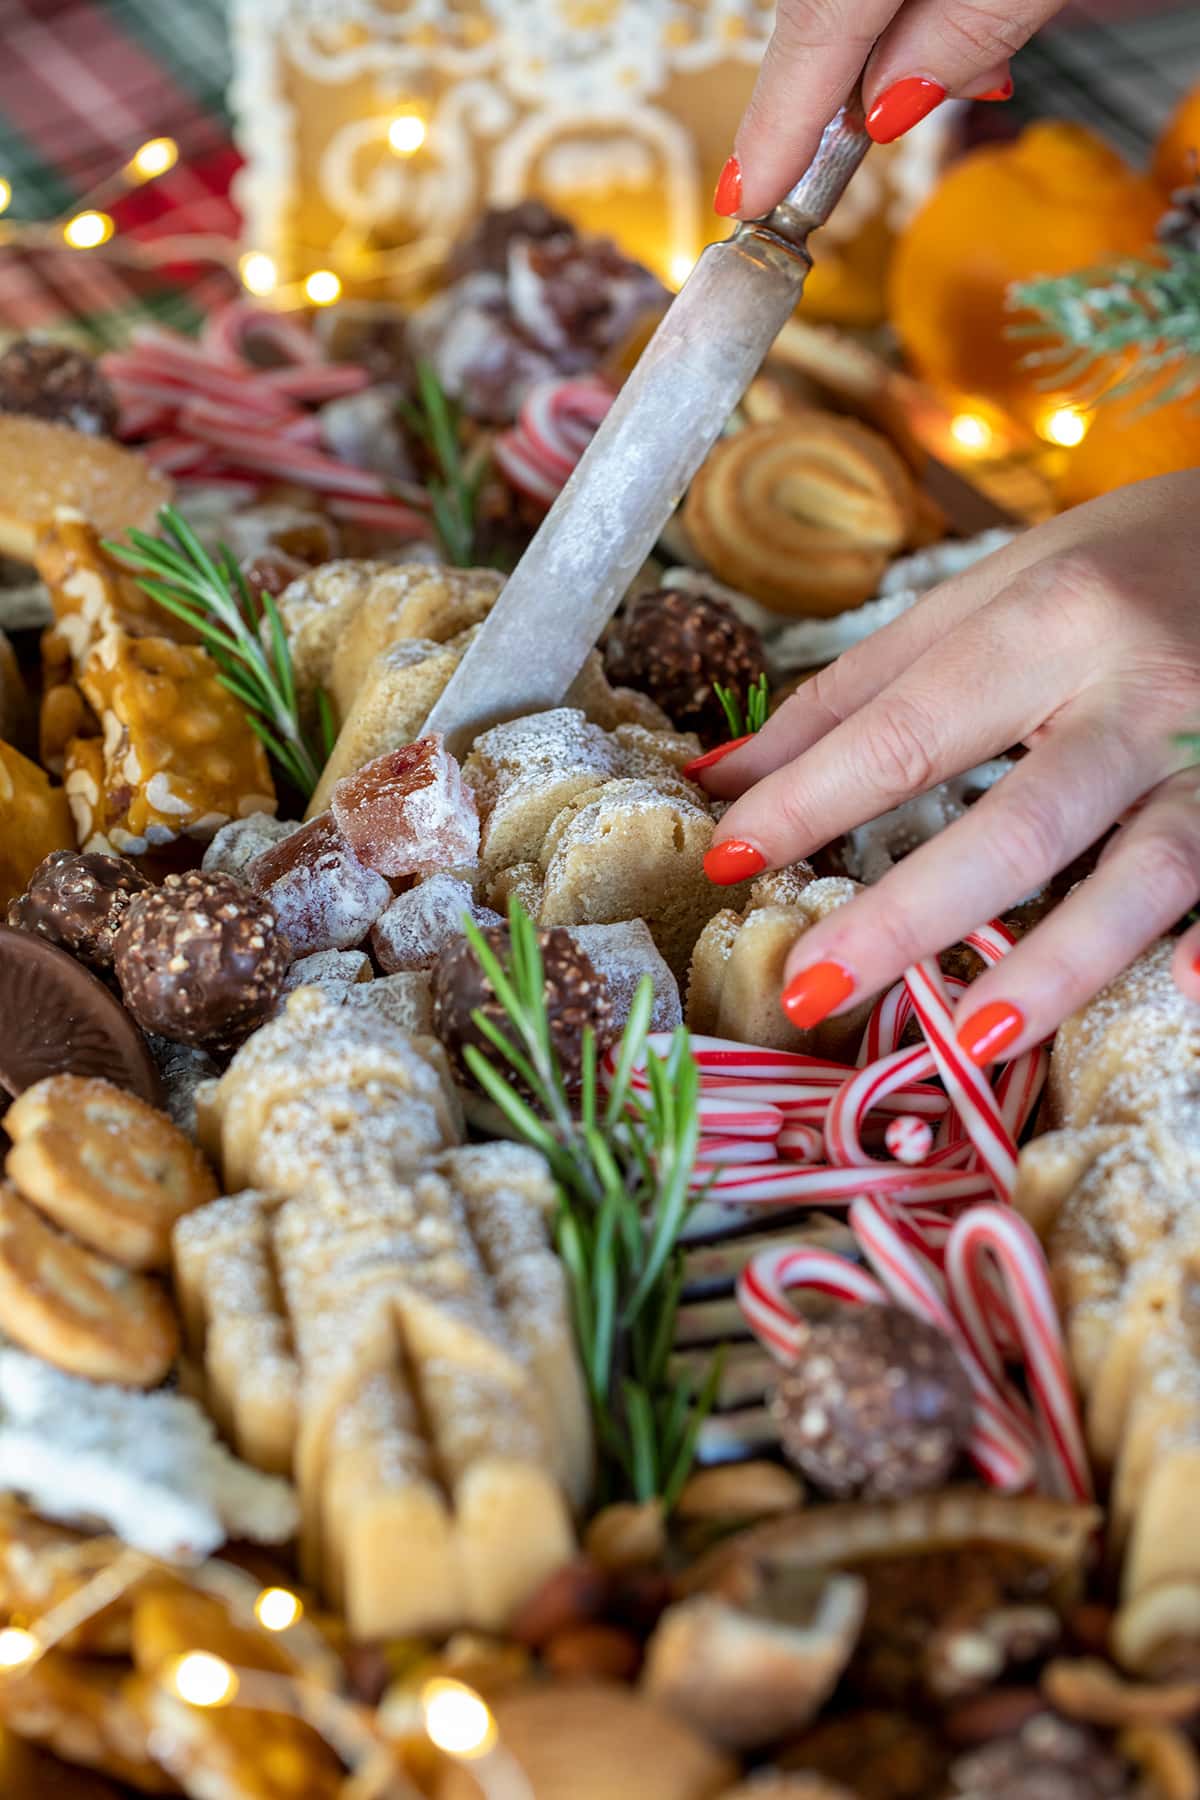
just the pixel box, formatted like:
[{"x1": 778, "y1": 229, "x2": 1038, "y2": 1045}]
[
  {"x1": 1153, "y1": 80, "x2": 1200, "y2": 192},
  {"x1": 1056, "y1": 387, "x2": 1200, "y2": 509},
  {"x1": 889, "y1": 122, "x2": 1164, "y2": 430}
]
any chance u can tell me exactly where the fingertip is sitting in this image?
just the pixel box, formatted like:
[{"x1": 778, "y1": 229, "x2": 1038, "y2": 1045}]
[{"x1": 1171, "y1": 924, "x2": 1200, "y2": 1002}]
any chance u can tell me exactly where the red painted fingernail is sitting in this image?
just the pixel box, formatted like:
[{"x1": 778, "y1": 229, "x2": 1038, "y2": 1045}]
[
  {"x1": 977, "y1": 77, "x2": 1014, "y2": 101},
  {"x1": 1192, "y1": 950, "x2": 1200, "y2": 975},
  {"x1": 714, "y1": 155, "x2": 743, "y2": 217},
  {"x1": 703, "y1": 838, "x2": 765, "y2": 885},
  {"x1": 866, "y1": 77, "x2": 946, "y2": 144},
  {"x1": 683, "y1": 734, "x2": 752, "y2": 778},
  {"x1": 956, "y1": 1000, "x2": 1025, "y2": 1067},
  {"x1": 780, "y1": 959, "x2": 856, "y2": 1029}
]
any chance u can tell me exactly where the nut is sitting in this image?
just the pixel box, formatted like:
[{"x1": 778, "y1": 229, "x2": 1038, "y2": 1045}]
[
  {"x1": 544, "y1": 1623, "x2": 641, "y2": 1682},
  {"x1": 943, "y1": 1687, "x2": 1048, "y2": 1747},
  {"x1": 584, "y1": 1500, "x2": 665, "y2": 1572},
  {"x1": 508, "y1": 1557, "x2": 610, "y2": 1648},
  {"x1": 675, "y1": 1462, "x2": 804, "y2": 1524}
]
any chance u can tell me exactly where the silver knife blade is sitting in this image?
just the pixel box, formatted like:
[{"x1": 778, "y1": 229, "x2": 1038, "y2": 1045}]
[{"x1": 424, "y1": 99, "x2": 871, "y2": 756}]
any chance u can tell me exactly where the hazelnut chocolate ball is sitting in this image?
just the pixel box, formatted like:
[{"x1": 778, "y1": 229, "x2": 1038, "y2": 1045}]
[
  {"x1": 946, "y1": 1713, "x2": 1130, "y2": 1799},
  {"x1": 432, "y1": 923, "x2": 613, "y2": 1095},
  {"x1": 771, "y1": 1304, "x2": 973, "y2": 1501},
  {"x1": 113, "y1": 870, "x2": 291, "y2": 1052},
  {"x1": 7, "y1": 849, "x2": 149, "y2": 970},
  {"x1": 604, "y1": 588, "x2": 766, "y2": 742},
  {"x1": 0, "y1": 338, "x2": 118, "y2": 437}
]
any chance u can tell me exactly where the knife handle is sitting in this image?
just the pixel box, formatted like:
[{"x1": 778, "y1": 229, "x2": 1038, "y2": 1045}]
[{"x1": 738, "y1": 87, "x2": 871, "y2": 260}]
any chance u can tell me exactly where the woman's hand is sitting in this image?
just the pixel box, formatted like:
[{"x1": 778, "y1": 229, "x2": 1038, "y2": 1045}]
[
  {"x1": 695, "y1": 472, "x2": 1200, "y2": 1063},
  {"x1": 722, "y1": 0, "x2": 1066, "y2": 220}
]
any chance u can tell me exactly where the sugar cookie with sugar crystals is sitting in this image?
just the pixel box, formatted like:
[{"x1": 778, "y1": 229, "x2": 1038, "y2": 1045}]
[
  {"x1": 6, "y1": 1073, "x2": 217, "y2": 1270},
  {"x1": 0, "y1": 1183, "x2": 178, "y2": 1386}
]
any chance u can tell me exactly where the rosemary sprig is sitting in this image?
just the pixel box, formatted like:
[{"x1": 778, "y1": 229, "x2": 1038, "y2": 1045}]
[
  {"x1": 402, "y1": 359, "x2": 489, "y2": 567},
  {"x1": 712, "y1": 672, "x2": 770, "y2": 741},
  {"x1": 460, "y1": 898, "x2": 718, "y2": 1507},
  {"x1": 1009, "y1": 246, "x2": 1200, "y2": 412},
  {"x1": 105, "y1": 505, "x2": 334, "y2": 800}
]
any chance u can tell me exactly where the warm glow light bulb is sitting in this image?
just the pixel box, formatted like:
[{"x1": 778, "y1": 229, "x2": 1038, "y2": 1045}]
[
  {"x1": 254, "y1": 1587, "x2": 302, "y2": 1632},
  {"x1": 0, "y1": 1628, "x2": 39, "y2": 1672},
  {"x1": 388, "y1": 112, "x2": 427, "y2": 156},
  {"x1": 304, "y1": 269, "x2": 342, "y2": 306},
  {"x1": 668, "y1": 252, "x2": 695, "y2": 289},
  {"x1": 949, "y1": 412, "x2": 993, "y2": 453},
  {"x1": 239, "y1": 251, "x2": 278, "y2": 296},
  {"x1": 63, "y1": 210, "x2": 114, "y2": 249},
  {"x1": 0, "y1": 179, "x2": 11, "y2": 216},
  {"x1": 167, "y1": 1652, "x2": 238, "y2": 1709},
  {"x1": 421, "y1": 1678, "x2": 496, "y2": 1758},
  {"x1": 1039, "y1": 406, "x2": 1089, "y2": 448},
  {"x1": 129, "y1": 137, "x2": 178, "y2": 180}
]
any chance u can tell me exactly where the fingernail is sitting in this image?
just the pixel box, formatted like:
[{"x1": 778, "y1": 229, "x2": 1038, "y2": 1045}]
[
  {"x1": 977, "y1": 77, "x2": 1014, "y2": 101},
  {"x1": 780, "y1": 959, "x2": 856, "y2": 1030},
  {"x1": 866, "y1": 77, "x2": 946, "y2": 144},
  {"x1": 704, "y1": 838, "x2": 765, "y2": 885},
  {"x1": 956, "y1": 1000, "x2": 1025, "y2": 1066},
  {"x1": 714, "y1": 154, "x2": 743, "y2": 217},
  {"x1": 684, "y1": 734, "x2": 752, "y2": 778}
]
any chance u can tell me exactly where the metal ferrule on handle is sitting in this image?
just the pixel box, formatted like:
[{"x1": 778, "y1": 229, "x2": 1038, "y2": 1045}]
[{"x1": 737, "y1": 89, "x2": 871, "y2": 264}]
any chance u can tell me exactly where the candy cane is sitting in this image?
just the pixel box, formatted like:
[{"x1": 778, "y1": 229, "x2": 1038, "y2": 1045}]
[
  {"x1": 737, "y1": 1245, "x2": 886, "y2": 1363},
  {"x1": 776, "y1": 1122, "x2": 824, "y2": 1164},
  {"x1": 699, "y1": 1161, "x2": 995, "y2": 1207},
  {"x1": 850, "y1": 1197, "x2": 1037, "y2": 1490},
  {"x1": 825, "y1": 1043, "x2": 935, "y2": 1166},
  {"x1": 944, "y1": 1206, "x2": 1092, "y2": 1501},
  {"x1": 904, "y1": 958, "x2": 1017, "y2": 1200},
  {"x1": 693, "y1": 1095, "x2": 785, "y2": 1140}
]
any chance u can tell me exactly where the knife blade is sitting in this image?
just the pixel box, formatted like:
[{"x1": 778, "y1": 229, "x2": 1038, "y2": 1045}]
[{"x1": 423, "y1": 98, "x2": 872, "y2": 756}]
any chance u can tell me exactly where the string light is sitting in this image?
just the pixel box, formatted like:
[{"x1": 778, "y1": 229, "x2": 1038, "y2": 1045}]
[
  {"x1": 63, "y1": 210, "x2": 114, "y2": 249},
  {"x1": 949, "y1": 412, "x2": 994, "y2": 453},
  {"x1": 0, "y1": 1627, "x2": 39, "y2": 1672},
  {"x1": 388, "y1": 112, "x2": 427, "y2": 156},
  {"x1": 254, "y1": 1587, "x2": 302, "y2": 1632},
  {"x1": 1039, "y1": 406, "x2": 1089, "y2": 448},
  {"x1": 166, "y1": 1651, "x2": 239, "y2": 1709},
  {"x1": 421, "y1": 1678, "x2": 497, "y2": 1759},
  {"x1": 668, "y1": 251, "x2": 696, "y2": 289},
  {"x1": 128, "y1": 137, "x2": 178, "y2": 181},
  {"x1": 0, "y1": 179, "x2": 11, "y2": 216},
  {"x1": 304, "y1": 269, "x2": 342, "y2": 306},
  {"x1": 239, "y1": 250, "x2": 279, "y2": 296}
]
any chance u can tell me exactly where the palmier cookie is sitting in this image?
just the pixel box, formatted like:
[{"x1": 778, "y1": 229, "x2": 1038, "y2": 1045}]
[
  {"x1": 5, "y1": 1075, "x2": 218, "y2": 1272},
  {"x1": 0, "y1": 1184, "x2": 178, "y2": 1386},
  {"x1": 684, "y1": 412, "x2": 916, "y2": 618}
]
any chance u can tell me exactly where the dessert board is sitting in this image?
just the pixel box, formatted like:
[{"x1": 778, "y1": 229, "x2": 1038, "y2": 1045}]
[{"x1": 0, "y1": 204, "x2": 1189, "y2": 1800}]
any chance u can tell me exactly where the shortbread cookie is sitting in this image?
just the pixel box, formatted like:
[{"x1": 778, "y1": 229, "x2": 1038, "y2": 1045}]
[
  {"x1": 685, "y1": 413, "x2": 917, "y2": 617},
  {"x1": 6, "y1": 1074, "x2": 218, "y2": 1270},
  {"x1": 328, "y1": 562, "x2": 504, "y2": 714},
  {"x1": 0, "y1": 416, "x2": 171, "y2": 564},
  {"x1": 687, "y1": 866, "x2": 867, "y2": 1056},
  {"x1": 0, "y1": 1184, "x2": 177, "y2": 1386},
  {"x1": 464, "y1": 705, "x2": 626, "y2": 874}
]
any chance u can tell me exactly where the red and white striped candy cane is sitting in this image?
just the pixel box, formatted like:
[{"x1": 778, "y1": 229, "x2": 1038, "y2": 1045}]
[
  {"x1": 904, "y1": 958, "x2": 1018, "y2": 1200},
  {"x1": 699, "y1": 1160, "x2": 995, "y2": 1208},
  {"x1": 776, "y1": 1122, "x2": 825, "y2": 1163},
  {"x1": 944, "y1": 1205, "x2": 1091, "y2": 1501},
  {"x1": 850, "y1": 1196, "x2": 1037, "y2": 1490},
  {"x1": 737, "y1": 1244, "x2": 886, "y2": 1363}
]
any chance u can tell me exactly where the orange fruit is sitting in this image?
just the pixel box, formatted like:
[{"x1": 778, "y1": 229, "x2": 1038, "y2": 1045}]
[
  {"x1": 1056, "y1": 387, "x2": 1200, "y2": 508},
  {"x1": 1154, "y1": 81, "x2": 1200, "y2": 191},
  {"x1": 889, "y1": 122, "x2": 1164, "y2": 429}
]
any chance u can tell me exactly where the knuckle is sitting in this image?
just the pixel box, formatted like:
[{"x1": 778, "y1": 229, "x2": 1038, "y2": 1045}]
[
  {"x1": 1133, "y1": 831, "x2": 1200, "y2": 911},
  {"x1": 858, "y1": 699, "x2": 938, "y2": 803},
  {"x1": 936, "y1": 0, "x2": 1038, "y2": 62},
  {"x1": 990, "y1": 792, "x2": 1067, "y2": 888},
  {"x1": 858, "y1": 894, "x2": 928, "y2": 974},
  {"x1": 807, "y1": 659, "x2": 856, "y2": 726}
]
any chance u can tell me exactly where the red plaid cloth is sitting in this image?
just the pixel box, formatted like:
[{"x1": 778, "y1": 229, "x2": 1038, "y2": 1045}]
[{"x1": 0, "y1": 0, "x2": 239, "y2": 346}]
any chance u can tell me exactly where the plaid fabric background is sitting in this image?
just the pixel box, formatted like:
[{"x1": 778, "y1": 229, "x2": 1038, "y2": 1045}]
[{"x1": 0, "y1": 0, "x2": 1196, "y2": 347}]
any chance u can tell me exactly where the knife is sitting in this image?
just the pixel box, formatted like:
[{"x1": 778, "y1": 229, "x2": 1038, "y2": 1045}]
[{"x1": 423, "y1": 96, "x2": 873, "y2": 755}]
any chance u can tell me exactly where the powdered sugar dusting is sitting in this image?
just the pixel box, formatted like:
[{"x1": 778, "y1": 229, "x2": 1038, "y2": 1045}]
[
  {"x1": 247, "y1": 811, "x2": 392, "y2": 955},
  {"x1": 370, "y1": 874, "x2": 501, "y2": 974},
  {"x1": 332, "y1": 736, "x2": 480, "y2": 878}
]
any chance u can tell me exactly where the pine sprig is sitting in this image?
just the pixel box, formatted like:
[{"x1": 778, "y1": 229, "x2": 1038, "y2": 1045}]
[
  {"x1": 1009, "y1": 245, "x2": 1200, "y2": 411},
  {"x1": 460, "y1": 898, "x2": 717, "y2": 1507},
  {"x1": 402, "y1": 360, "x2": 488, "y2": 567},
  {"x1": 712, "y1": 672, "x2": 770, "y2": 741},
  {"x1": 105, "y1": 506, "x2": 333, "y2": 799}
]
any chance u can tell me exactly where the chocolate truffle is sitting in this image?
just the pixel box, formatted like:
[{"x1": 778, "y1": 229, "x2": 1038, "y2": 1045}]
[
  {"x1": 946, "y1": 1713, "x2": 1130, "y2": 1799},
  {"x1": 605, "y1": 588, "x2": 766, "y2": 742},
  {"x1": 446, "y1": 201, "x2": 576, "y2": 281},
  {"x1": 113, "y1": 870, "x2": 290, "y2": 1052},
  {"x1": 7, "y1": 849, "x2": 149, "y2": 970},
  {"x1": 0, "y1": 338, "x2": 118, "y2": 437},
  {"x1": 771, "y1": 1304, "x2": 973, "y2": 1501},
  {"x1": 432, "y1": 923, "x2": 613, "y2": 1095}
]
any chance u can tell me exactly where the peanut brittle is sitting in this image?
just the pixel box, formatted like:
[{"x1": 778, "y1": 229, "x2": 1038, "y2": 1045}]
[{"x1": 0, "y1": 740, "x2": 73, "y2": 909}]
